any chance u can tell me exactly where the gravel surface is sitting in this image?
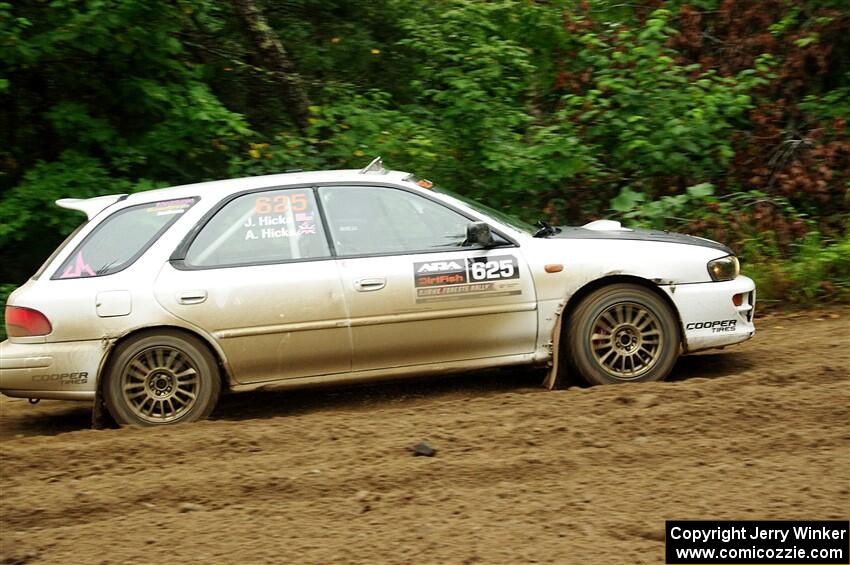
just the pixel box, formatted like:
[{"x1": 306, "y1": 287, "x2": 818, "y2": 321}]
[{"x1": 1, "y1": 308, "x2": 848, "y2": 564}]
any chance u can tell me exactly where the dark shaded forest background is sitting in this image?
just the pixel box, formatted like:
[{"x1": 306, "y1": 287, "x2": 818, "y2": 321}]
[{"x1": 1, "y1": 0, "x2": 848, "y2": 311}]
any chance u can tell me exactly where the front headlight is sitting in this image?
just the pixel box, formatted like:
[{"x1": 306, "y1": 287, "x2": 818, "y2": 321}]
[{"x1": 707, "y1": 255, "x2": 740, "y2": 281}]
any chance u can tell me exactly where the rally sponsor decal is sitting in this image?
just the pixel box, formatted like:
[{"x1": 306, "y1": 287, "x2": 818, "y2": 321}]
[
  {"x1": 32, "y1": 371, "x2": 89, "y2": 386},
  {"x1": 686, "y1": 319, "x2": 737, "y2": 333},
  {"x1": 413, "y1": 255, "x2": 521, "y2": 302},
  {"x1": 147, "y1": 198, "x2": 195, "y2": 216}
]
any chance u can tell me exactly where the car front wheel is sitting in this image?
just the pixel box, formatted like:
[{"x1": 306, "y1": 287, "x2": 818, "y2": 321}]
[
  {"x1": 566, "y1": 283, "x2": 680, "y2": 385},
  {"x1": 104, "y1": 330, "x2": 221, "y2": 426}
]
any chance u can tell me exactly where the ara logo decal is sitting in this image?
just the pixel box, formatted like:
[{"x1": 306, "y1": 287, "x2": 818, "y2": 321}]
[
  {"x1": 416, "y1": 261, "x2": 464, "y2": 274},
  {"x1": 414, "y1": 259, "x2": 467, "y2": 287}
]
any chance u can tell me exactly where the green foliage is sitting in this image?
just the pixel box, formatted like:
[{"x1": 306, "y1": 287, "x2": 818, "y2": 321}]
[
  {"x1": 0, "y1": 283, "x2": 15, "y2": 340},
  {"x1": 2, "y1": 0, "x2": 250, "y2": 183},
  {"x1": 747, "y1": 230, "x2": 850, "y2": 306},
  {"x1": 226, "y1": 90, "x2": 451, "y2": 181},
  {"x1": 613, "y1": 183, "x2": 716, "y2": 229},
  {"x1": 800, "y1": 73, "x2": 850, "y2": 123},
  {"x1": 562, "y1": 10, "x2": 768, "y2": 196},
  {"x1": 394, "y1": 1, "x2": 549, "y2": 202},
  {"x1": 786, "y1": 231, "x2": 850, "y2": 300},
  {"x1": 0, "y1": 153, "x2": 134, "y2": 245},
  {"x1": 0, "y1": 0, "x2": 848, "y2": 312}
]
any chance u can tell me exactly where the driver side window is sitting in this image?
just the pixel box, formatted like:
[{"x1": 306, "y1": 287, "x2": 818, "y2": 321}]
[{"x1": 319, "y1": 186, "x2": 479, "y2": 256}]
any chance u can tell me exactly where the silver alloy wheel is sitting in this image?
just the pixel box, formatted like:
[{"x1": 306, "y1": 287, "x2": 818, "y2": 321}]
[
  {"x1": 589, "y1": 301, "x2": 663, "y2": 380},
  {"x1": 121, "y1": 346, "x2": 199, "y2": 423}
]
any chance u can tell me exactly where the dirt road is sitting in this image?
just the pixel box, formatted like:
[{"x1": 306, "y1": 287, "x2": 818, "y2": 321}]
[{"x1": 1, "y1": 308, "x2": 848, "y2": 564}]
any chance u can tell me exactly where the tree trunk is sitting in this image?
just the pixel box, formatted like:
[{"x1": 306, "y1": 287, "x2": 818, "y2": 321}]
[{"x1": 231, "y1": 0, "x2": 311, "y2": 132}]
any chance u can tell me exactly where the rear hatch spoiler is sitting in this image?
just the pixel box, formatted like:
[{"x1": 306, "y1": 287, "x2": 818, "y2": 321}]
[{"x1": 56, "y1": 194, "x2": 127, "y2": 220}]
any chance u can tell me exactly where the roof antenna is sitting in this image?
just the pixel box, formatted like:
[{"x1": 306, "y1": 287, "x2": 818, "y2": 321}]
[{"x1": 359, "y1": 156, "x2": 385, "y2": 174}]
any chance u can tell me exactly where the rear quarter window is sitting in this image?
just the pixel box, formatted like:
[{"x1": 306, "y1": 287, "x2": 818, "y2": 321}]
[
  {"x1": 183, "y1": 188, "x2": 329, "y2": 268},
  {"x1": 33, "y1": 223, "x2": 86, "y2": 280},
  {"x1": 52, "y1": 198, "x2": 196, "y2": 279}
]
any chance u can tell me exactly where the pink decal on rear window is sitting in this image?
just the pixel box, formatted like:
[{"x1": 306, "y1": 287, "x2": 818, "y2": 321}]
[{"x1": 60, "y1": 252, "x2": 96, "y2": 278}]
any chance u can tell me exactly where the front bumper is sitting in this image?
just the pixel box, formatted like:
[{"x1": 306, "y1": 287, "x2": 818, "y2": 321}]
[
  {"x1": 662, "y1": 276, "x2": 756, "y2": 353},
  {"x1": 0, "y1": 339, "x2": 104, "y2": 400}
]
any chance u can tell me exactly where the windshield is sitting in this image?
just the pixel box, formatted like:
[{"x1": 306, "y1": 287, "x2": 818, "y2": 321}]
[{"x1": 430, "y1": 185, "x2": 537, "y2": 235}]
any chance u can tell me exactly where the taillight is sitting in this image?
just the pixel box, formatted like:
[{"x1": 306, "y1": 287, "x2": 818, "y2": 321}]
[{"x1": 5, "y1": 306, "x2": 53, "y2": 337}]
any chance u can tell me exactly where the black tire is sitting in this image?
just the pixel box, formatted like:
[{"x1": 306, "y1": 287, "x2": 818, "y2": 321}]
[
  {"x1": 103, "y1": 330, "x2": 221, "y2": 426},
  {"x1": 566, "y1": 283, "x2": 680, "y2": 386}
]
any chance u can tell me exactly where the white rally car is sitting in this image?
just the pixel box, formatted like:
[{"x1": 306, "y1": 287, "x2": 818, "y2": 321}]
[{"x1": 0, "y1": 159, "x2": 755, "y2": 426}]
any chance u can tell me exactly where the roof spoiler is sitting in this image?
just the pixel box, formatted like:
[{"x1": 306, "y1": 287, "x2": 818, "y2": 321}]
[
  {"x1": 358, "y1": 156, "x2": 387, "y2": 174},
  {"x1": 56, "y1": 194, "x2": 127, "y2": 220}
]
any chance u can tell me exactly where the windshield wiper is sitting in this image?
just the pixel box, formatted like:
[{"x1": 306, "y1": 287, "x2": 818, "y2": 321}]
[{"x1": 533, "y1": 220, "x2": 560, "y2": 238}]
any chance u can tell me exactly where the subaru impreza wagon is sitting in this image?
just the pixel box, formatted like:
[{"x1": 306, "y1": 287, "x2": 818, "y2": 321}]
[{"x1": 1, "y1": 158, "x2": 755, "y2": 426}]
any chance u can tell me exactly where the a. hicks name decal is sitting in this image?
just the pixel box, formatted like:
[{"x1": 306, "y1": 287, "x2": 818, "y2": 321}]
[{"x1": 413, "y1": 255, "x2": 522, "y2": 302}]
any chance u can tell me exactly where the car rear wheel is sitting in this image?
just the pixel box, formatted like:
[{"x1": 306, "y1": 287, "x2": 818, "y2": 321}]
[
  {"x1": 566, "y1": 283, "x2": 680, "y2": 385},
  {"x1": 104, "y1": 331, "x2": 220, "y2": 426}
]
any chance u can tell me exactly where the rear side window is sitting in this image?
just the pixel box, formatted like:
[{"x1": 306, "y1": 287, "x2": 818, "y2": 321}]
[
  {"x1": 33, "y1": 223, "x2": 86, "y2": 280},
  {"x1": 53, "y1": 198, "x2": 196, "y2": 279},
  {"x1": 184, "y1": 188, "x2": 330, "y2": 268}
]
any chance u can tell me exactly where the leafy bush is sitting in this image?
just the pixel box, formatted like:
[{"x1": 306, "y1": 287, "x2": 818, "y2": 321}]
[
  {"x1": 748, "y1": 230, "x2": 850, "y2": 307},
  {"x1": 0, "y1": 283, "x2": 16, "y2": 340},
  {"x1": 0, "y1": 0, "x2": 847, "y2": 312}
]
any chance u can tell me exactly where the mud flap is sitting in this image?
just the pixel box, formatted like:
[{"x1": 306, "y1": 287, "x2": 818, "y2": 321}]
[
  {"x1": 91, "y1": 384, "x2": 109, "y2": 429},
  {"x1": 91, "y1": 337, "x2": 118, "y2": 429},
  {"x1": 542, "y1": 308, "x2": 564, "y2": 390}
]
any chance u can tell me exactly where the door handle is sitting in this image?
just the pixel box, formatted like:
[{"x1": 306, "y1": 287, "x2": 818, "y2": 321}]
[
  {"x1": 354, "y1": 277, "x2": 386, "y2": 292},
  {"x1": 178, "y1": 290, "x2": 207, "y2": 305}
]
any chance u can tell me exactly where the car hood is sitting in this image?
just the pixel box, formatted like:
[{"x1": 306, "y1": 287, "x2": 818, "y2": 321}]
[{"x1": 548, "y1": 221, "x2": 733, "y2": 255}]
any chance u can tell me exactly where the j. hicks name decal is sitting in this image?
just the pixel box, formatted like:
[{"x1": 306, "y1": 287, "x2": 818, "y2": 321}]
[{"x1": 413, "y1": 255, "x2": 521, "y2": 302}]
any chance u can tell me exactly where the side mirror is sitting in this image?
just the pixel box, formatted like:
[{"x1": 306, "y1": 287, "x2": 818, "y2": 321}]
[{"x1": 466, "y1": 222, "x2": 495, "y2": 247}]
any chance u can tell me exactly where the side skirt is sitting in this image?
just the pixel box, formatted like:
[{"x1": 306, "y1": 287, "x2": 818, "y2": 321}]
[{"x1": 230, "y1": 353, "x2": 539, "y2": 393}]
